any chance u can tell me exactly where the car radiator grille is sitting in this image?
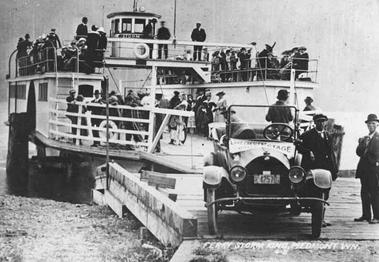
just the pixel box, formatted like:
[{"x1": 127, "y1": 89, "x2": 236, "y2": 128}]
[{"x1": 239, "y1": 157, "x2": 292, "y2": 197}]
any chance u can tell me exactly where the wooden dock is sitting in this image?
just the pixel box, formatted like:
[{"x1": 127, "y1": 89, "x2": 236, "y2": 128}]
[{"x1": 96, "y1": 161, "x2": 379, "y2": 250}]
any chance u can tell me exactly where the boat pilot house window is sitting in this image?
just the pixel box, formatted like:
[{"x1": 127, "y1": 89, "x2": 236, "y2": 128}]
[
  {"x1": 121, "y1": 18, "x2": 132, "y2": 33},
  {"x1": 78, "y1": 84, "x2": 94, "y2": 98},
  {"x1": 134, "y1": 19, "x2": 146, "y2": 33},
  {"x1": 38, "y1": 83, "x2": 48, "y2": 101},
  {"x1": 9, "y1": 84, "x2": 26, "y2": 99},
  {"x1": 112, "y1": 19, "x2": 120, "y2": 35}
]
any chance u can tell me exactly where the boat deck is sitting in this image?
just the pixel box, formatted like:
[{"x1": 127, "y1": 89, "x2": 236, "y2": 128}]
[{"x1": 32, "y1": 130, "x2": 212, "y2": 173}]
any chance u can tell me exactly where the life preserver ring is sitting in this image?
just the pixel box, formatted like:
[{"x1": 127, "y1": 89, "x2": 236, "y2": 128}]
[
  {"x1": 134, "y1": 43, "x2": 150, "y2": 59},
  {"x1": 99, "y1": 120, "x2": 118, "y2": 141}
]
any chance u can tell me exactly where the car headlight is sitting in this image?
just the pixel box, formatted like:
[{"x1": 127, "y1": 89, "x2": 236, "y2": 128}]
[
  {"x1": 230, "y1": 165, "x2": 247, "y2": 183},
  {"x1": 288, "y1": 166, "x2": 305, "y2": 183}
]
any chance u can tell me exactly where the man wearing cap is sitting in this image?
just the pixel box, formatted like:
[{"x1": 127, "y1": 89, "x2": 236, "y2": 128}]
[
  {"x1": 157, "y1": 21, "x2": 171, "y2": 59},
  {"x1": 355, "y1": 114, "x2": 379, "y2": 224},
  {"x1": 66, "y1": 89, "x2": 79, "y2": 143},
  {"x1": 297, "y1": 113, "x2": 338, "y2": 226},
  {"x1": 191, "y1": 22, "x2": 206, "y2": 61},
  {"x1": 88, "y1": 90, "x2": 103, "y2": 145},
  {"x1": 76, "y1": 17, "x2": 88, "y2": 40},
  {"x1": 266, "y1": 89, "x2": 293, "y2": 124}
]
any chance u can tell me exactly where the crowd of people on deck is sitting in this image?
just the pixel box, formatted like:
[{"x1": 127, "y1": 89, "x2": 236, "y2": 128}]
[
  {"x1": 64, "y1": 86, "x2": 231, "y2": 150},
  {"x1": 208, "y1": 44, "x2": 310, "y2": 82},
  {"x1": 16, "y1": 17, "x2": 108, "y2": 76}
]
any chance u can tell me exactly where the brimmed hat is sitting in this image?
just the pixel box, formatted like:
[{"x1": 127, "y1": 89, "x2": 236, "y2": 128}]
[
  {"x1": 174, "y1": 91, "x2": 179, "y2": 95},
  {"x1": 97, "y1": 27, "x2": 105, "y2": 33},
  {"x1": 78, "y1": 38, "x2": 86, "y2": 43},
  {"x1": 313, "y1": 114, "x2": 328, "y2": 122},
  {"x1": 50, "y1": 28, "x2": 56, "y2": 32},
  {"x1": 216, "y1": 91, "x2": 225, "y2": 96},
  {"x1": 69, "y1": 89, "x2": 76, "y2": 94},
  {"x1": 304, "y1": 96, "x2": 313, "y2": 103},
  {"x1": 94, "y1": 90, "x2": 100, "y2": 94},
  {"x1": 277, "y1": 89, "x2": 289, "y2": 100},
  {"x1": 365, "y1": 114, "x2": 379, "y2": 123}
]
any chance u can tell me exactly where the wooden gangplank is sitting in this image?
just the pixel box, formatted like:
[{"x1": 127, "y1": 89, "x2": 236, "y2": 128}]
[{"x1": 103, "y1": 163, "x2": 198, "y2": 247}]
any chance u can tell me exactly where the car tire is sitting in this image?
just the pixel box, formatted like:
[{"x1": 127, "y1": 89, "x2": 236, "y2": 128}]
[
  {"x1": 206, "y1": 187, "x2": 218, "y2": 235},
  {"x1": 311, "y1": 193, "x2": 324, "y2": 238}
]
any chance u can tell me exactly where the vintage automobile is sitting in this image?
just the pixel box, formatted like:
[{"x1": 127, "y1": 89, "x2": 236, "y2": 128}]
[{"x1": 203, "y1": 105, "x2": 333, "y2": 238}]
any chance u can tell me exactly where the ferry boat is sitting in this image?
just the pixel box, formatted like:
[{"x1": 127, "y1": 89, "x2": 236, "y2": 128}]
[{"x1": 6, "y1": 4, "x2": 319, "y2": 175}]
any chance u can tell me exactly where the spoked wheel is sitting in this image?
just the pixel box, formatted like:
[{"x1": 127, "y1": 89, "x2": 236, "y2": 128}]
[
  {"x1": 206, "y1": 187, "x2": 218, "y2": 235},
  {"x1": 263, "y1": 123, "x2": 294, "y2": 141},
  {"x1": 311, "y1": 192, "x2": 325, "y2": 238}
]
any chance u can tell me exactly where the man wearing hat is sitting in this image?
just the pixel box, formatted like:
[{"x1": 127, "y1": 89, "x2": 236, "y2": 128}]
[
  {"x1": 191, "y1": 22, "x2": 206, "y2": 61},
  {"x1": 304, "y1": 96, "x2": 316, "y2": 111},
  {"x1": 293, "y1": 46, "x2": 309, "y2": 79},
  {"x1": 266, "y1": 89, "x2": 293, "y2": 124},
  {"x1": 48, "y1": 28, "x2": 61, "y2": 48},
  {"x1": 355, "y1": 114, "x2": 379, "y2": 224},
  {"x1": 297, "y1": 113, "x2": 338, "y2": 226}
]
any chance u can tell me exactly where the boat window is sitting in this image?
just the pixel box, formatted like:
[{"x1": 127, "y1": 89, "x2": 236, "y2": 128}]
[
  {"x1": 111, "y1": 20, "x2": 115, "y2": 37},
  {"x1": 121, "y1": 18, "x2": 132, "y2": 33},
  {"x1": 10, "y1": 84, "x2": 26, "y2": 99},
  {"x1": 78, "y1": 84, "x2": 94, "y2": 98},
  {"x1": 38, "y1": 82, "x2": 48, "y2": 101},
  {"x1": 114, "y1": 19, "x2": 120, "y2": 34},
  {"x1": 134, "y1": 19, "x2": 146, "y2": 33}
]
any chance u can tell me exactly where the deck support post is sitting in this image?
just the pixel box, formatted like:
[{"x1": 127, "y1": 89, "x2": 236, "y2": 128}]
[{"x1": 147, "y1": 66, "x2": 157, "y2": 152}]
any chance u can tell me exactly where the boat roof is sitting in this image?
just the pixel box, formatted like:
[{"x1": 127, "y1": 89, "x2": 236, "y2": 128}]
[{"x1": 107, "y1": 12, "x2": 161, "y2": 19}]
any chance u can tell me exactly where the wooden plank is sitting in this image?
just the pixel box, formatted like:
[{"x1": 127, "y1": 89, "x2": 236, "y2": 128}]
[
  {"x1": 104, "y1": 190, "x2": 125, "y2": 218},
  {"x1": 139, "y1": 151, "x2": 202, "y2": 174},
  {"x1": 108, "y1": 163, "x2": 198, "y2": 247},
  {"x1": 141, "y1": 170, "x2": 176, "y2": 189},
  {"x1": 92, "y1": 189, "x2": 106, "y2": 205}
]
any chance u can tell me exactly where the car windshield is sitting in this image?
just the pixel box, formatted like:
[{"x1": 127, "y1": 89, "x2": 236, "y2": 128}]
[{"x1": 225, "y1": 105, "x2": 299, "y2": 141}]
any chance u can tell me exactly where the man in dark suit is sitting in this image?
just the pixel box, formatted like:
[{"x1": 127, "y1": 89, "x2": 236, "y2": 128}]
[
  {"x1": 76, "y1": 17, "x2": 88, "y2": 40},
  {"x1": 298, "y1": 114, "x2": 338, "y2": 179},
  {"x1": 157, "y1": 21, "x2": 171, "y2": 59},
  {"x1": 297, "y1": 113, "x2": 338, "y2": 227},
  {"x1": 191, "y1": 22, "x2": 206, "y2": 61},
  {"x1": 355, "y1": 114, "x2": 379, "y2": 224}
]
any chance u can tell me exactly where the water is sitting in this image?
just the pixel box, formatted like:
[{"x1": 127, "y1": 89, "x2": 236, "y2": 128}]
[{"x1": 1, "y1": 155, "x2": 96, "y2": 204}]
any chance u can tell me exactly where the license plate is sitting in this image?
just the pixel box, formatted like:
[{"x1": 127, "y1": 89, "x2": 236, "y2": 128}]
[{"x1": 253, "y1": 174, "x2": 280, "y2": 184}]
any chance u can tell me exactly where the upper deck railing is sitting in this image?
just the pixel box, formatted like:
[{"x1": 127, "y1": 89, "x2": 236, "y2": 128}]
[{"x1": 11, "y1": 38, "x2": 318, "y2": 83}]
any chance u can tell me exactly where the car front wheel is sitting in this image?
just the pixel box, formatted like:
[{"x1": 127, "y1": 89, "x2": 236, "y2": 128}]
[{"x1": 206, "y1": 187, "x2": 218, "y2": 235}]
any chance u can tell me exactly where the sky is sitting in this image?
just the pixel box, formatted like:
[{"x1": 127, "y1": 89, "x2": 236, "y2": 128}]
[{"x1": 1, "y1": 0, "x2": 379, "y2": 113}]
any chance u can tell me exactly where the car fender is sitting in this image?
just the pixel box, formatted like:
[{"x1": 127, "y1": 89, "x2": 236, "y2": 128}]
[
  {"x1": 309, "y1": 169, "x2": 332, "y2": 189},
  {"x1": 203, "y1": 165, "x2": 228, "y2": 186}
]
